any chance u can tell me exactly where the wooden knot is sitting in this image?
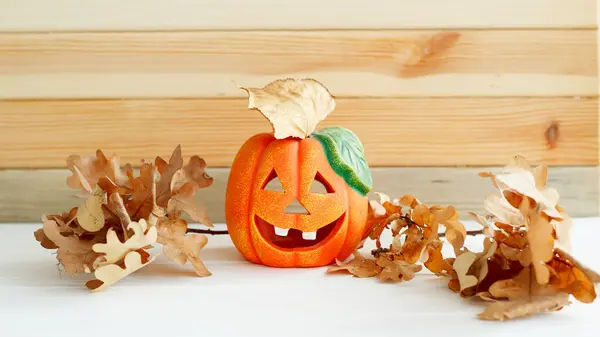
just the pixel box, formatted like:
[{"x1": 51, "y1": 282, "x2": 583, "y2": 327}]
[{"x1": 545, "y1": 122, "x2": 560, "y2": 149}]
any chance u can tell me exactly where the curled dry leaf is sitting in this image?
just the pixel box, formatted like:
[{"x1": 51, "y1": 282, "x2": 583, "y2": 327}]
[
  {"x1": 377, "y1": 256, "x2": 422, "y2": 282},
  {"x1": 326, "y1": 251, "x2": 380, "y2": 278},
  {"x1": 453, "y1": 251, "x2": 479, "y2": 291},
  {"x1": 157, "y1": 219, "x2": 211, "y2": 277},
  {"x1": 240, "y1": 78, "x2": 336, "y2": 139},
  {"x1": 86, "y1": 250, "x2": 155, "y2": 292},
  {"x1": 478, "y1": 294, "x2": 570, "y2": 321}
]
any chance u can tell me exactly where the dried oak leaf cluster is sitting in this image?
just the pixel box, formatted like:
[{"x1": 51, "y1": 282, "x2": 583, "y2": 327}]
[
  {"x1": 327, "y1": 156, "x2": 600, "y2": 321},
  {"x1": 34, "y1": 145, "x2": 215, "y2": 292}
]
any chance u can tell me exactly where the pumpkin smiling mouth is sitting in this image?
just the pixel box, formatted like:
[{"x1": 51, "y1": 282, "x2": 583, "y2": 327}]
[{"x1": 254, "y1": 214, "x2": 344, "y2": 249}]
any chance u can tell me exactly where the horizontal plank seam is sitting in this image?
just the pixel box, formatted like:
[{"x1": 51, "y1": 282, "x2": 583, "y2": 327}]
[
  {"x1": 0, "y1": 27, "x2": 598, "y2": 35},
  {"x1": 1, "y1": 96, "x2": 598, "y2": 103}
]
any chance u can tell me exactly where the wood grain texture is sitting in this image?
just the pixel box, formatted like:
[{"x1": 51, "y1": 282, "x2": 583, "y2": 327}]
[
  {"x1": 1, "y1": 167, "x2": 597, "y2": 223},
  {"x1": 0, "y1": 97, "x2": 597, "y2": 169},
  {"x1": 0, "y1": 0, "x2": 596, "y2": 32},
  {"x1": 0, "y1": 30, "x2": 597, "y2": 99}
]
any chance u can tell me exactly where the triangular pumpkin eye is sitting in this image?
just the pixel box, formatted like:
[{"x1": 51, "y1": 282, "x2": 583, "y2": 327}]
[
  {"x1": 310, "y1": 172, "x2": 334, "y2": 194},
  {"x1": 262, "y1": 170, "x2": 284, "y2": 192}
]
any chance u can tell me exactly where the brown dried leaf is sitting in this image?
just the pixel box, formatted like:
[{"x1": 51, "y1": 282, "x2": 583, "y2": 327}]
[
  {"x1": 453, "y1": 251, "x2": 479, "y2": 291},
  {"x1": 527, "y1": 213, "x2": 554, "y2": 285},
  {"x1": 376, "y1": 256, "x2": 422, "y2": 282},
  {"x1": 399, "y1": 226, "x2": 426, "y2": 264},
  {"x1": 184, "y1": 155, "x2": 214, "y2": 189},
  {"x1": 67, "y1": 150, "x2": 131, "y2": 191},
  {"x1": 423, "y1": 240, "x2": 453, "y2": 276},
  {"x1": 40, "y1": 215, "x2": 104, "y2": 275},
  {"x1": 488, "y1": 267, "x2": 531, "y2": 300},
  {"x1": 157, "y1": 219, "x2": 211, "y2": 277},
  {"x1": 75, "y1": 186, "x2": 106, "y2": 232},
  {"x1": 474, "y1": 240, "x2": 499, "y2": 283},
  {"x1": 326, "y1": 251, "x2": 380, "y2": 278},
  {"x1": 168, "y1": 195, "x2": 213, "y2": 227},
  {"x1": 478, "y1": 294, "x2": 570, "y2": 321},
  {"x1": 34, "y1": 228, "x2": 58, "y2": 249},
  {"x1": 155, "y1": 145, "x2": 184, "y2": 208},
  {"x1": 42, "y1": 215, "x2": 95, "y2": 255},
  {"x1": 126, "y1": 163, "x2": 155, "y2": 220},
  {"x1": 240, "y1": 78, "x2": 336, "y2": 139},
  {"x1": 398, "y1": 194, "x2": 419, "y2": 208},
  {"x1": 555, "y1": 247, "x2": 600, "y2": 283},
  {"x1": 57, "y1": 249, "x2": 100, "y2": 275}
]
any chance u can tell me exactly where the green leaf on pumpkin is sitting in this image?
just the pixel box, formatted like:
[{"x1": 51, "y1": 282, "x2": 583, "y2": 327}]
[{"x1": 310, "y1": 127, "x2": 372, "y2": 196}]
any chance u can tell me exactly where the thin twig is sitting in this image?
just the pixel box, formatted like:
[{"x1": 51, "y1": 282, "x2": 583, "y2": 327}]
[
  {"x1": 186, "y1": 228, "x2": 230, "y2": 235},
  {"x1": 439, "y1": 229, "x2": 484, "y2": 238}
]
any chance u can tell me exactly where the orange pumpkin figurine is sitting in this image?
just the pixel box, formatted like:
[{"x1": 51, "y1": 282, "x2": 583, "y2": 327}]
[{"x1": 225, "y1": 78, "x2": 373, "y2": 267}]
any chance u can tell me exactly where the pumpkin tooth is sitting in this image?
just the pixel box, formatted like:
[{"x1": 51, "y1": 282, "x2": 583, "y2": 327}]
[
  {"x1": 302, "y1": 231, "x2": 317, "y2": 240},
  {"x1": 274, "y1": 227, "x2": 290, "y2": 237}
]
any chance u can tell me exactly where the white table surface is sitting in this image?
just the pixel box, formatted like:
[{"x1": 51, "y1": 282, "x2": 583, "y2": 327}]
[{"x1": 1, "y1": 219, "x2": 599, "y2": 337}]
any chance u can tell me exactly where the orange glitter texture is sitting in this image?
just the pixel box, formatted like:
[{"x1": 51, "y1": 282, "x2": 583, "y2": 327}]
[{"x1": 225, "y1": 133, "x2": 369, "y2": 267}]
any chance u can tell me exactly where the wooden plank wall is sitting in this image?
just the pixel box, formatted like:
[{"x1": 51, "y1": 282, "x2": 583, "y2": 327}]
[{"x1": 0, "y1": 0, "x2": 598, "y2": 223}]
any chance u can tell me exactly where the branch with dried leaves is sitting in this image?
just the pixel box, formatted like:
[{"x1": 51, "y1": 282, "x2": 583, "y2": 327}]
[
  {"x1": 34, "y1": 145, "x2": 215, "y2": 291},
  {"x1": 327, "y1": 156, "x2": 600, "y2": 321}
]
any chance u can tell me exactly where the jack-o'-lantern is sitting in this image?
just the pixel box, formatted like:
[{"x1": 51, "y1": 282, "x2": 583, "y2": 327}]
[{"x1": 225, "y1": 78, "x2": 372, "y2": 267}]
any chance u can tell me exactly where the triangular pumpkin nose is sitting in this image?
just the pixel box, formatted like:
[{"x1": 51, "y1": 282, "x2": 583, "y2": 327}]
[{"x1": 284, "y1": 199, "x2": 309, "y2": 214}]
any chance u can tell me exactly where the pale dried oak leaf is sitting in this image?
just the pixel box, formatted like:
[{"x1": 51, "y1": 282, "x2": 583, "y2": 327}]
[
  {"x1": 241, "y1": 78, "x2": 336, "y2": 139},
  {"x1": 93, "y1": 219, "x2": 157, "y2": 266},
  {"x1": 86, "y1": 250, "x2": 155, "y2": 292}
]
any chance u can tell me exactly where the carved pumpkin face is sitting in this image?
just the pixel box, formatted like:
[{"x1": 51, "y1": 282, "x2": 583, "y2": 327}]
[
  {"x1": 226, "y1": 78, "x2": 373, "y2": 267},
  {"x1": 225, "y1": 133, "x2": 369, "y2": 267}
]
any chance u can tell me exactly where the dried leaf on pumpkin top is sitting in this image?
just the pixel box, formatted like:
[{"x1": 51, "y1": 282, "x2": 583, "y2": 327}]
[
  {"x1": 156, "y1": 219, "x2": 211, "y2": 277},
  {"x1": 86, "y1": 250, "x2": 155, "y2": 292},
  {"x1": 92, "y1": 219, "x2": 157, "y2": 266},
  {"x1": 478, "y1": 293, "x2": 570, "y2": 321},
  {"x1": 326, "y1": 251, "x2": 380, "y2": 278},
  {"x1": 240, "y1": 78, "x2": 336, "y2": 139}
]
